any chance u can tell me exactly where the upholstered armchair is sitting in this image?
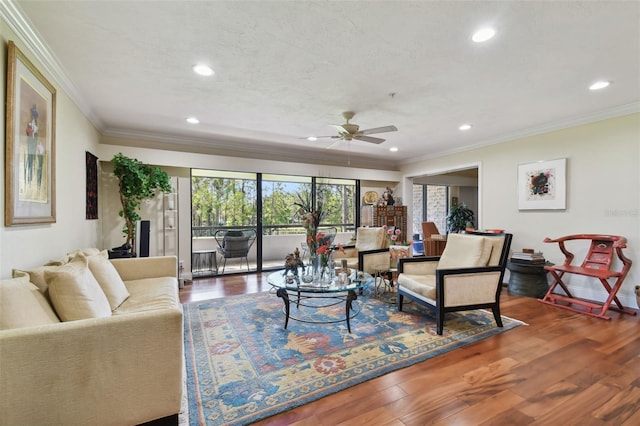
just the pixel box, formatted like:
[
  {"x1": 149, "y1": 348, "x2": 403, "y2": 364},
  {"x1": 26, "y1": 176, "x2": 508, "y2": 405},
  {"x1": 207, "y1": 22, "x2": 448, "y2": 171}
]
[
  {"x1": 421, "y1": 221, "x2": 447, "y2": 256},
  {"x1": 397, "y1": 232, "x2": 512, "y2": 335},
  {"x1": 333, "y1": 227, "x2": 388, "y2": 272}
]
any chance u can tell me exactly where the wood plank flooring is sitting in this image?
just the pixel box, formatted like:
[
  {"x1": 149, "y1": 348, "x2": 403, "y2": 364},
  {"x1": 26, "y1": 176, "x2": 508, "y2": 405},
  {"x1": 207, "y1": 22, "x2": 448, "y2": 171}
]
[{"x1": 179, "y1": 273, "x2": 640, "y2": 425}]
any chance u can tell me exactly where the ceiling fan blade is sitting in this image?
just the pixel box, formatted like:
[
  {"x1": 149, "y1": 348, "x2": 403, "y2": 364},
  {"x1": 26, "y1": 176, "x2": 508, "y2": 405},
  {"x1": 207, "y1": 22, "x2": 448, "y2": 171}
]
[
  {"x1": 359, "y1": 125, "x2": 398, "y2": 135},
  {"x1": 354, "y1": 135, "x2": 385, "y2": 144},
  {"x1": 329, "y1": 124, "x2": 349, "y2": 134}
]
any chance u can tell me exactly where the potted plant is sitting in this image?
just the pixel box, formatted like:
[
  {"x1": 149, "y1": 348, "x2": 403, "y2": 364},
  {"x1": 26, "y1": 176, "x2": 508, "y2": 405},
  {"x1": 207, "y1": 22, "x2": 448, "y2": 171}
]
[
  {"x1": 111, "y1": 153, "x2": 172, "y2": 251},
  {"x1": 446, "y1": 203, "x2": 475, "y2": 233}
]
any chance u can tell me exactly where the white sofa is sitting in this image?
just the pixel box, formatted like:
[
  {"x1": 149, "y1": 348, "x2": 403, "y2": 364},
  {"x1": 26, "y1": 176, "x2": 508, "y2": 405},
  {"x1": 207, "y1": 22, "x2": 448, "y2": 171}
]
[{"x1": 0, "y1": 250, "x2": 183, "y2": 426}]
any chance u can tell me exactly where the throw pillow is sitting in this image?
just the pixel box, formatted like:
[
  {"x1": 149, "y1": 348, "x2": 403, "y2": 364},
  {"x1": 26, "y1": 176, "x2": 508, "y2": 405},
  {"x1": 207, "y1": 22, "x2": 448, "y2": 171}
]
[
  {"x1": 45, "y1": 254, "x2": 112, "y2": 321},
  {"x1": 87, "y1": 250, "x2": 130, "y2": 310},
  {"x1": 0, "y1": 275, "x2": 61, "y2": 329}
]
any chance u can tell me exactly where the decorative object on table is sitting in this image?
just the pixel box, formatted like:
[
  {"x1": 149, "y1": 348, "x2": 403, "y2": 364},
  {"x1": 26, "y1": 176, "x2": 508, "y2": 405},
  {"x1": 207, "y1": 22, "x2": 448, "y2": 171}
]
[
  {"x1": 446, "y1": 203, "x2": 475, "y2": 233},
  {"x1": 283, "y1": 248, "x2": 305, "y2": 276},
  {"x1": 378, "y1": 186, "x2": 395, "y2": 206},
  {"x1": 5, "y1": 41, "x2": 57, "y2": 226},
  {"x1": 85, "y1": 151, "x2": 99, "y2": 220},
  {"x1": 294, "y1": 191, "x2": 324, "y2": 258},
  {"x1": 518, "y1": 158, "x2": 567, "y2": 210},
  {"x1": 317, "y1": 239, "x2": 343, "y2": 283},
  {"x1": 510, "y1": 248, "x2": 546, "y2": 264},
  {"x1": 183, "y1": 292, "x2": 524, "y2": 426},
  {"x1": 111, "y1": 153, "x2": 172, "y2": 253}
]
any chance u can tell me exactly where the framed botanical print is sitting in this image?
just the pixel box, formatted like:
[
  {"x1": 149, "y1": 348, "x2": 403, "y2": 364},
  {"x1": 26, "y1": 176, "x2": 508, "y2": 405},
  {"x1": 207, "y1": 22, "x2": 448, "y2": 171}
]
[
  {"x1": 518, "y1": 158, "x2": 566, "y2": 210},
  {"x1": 5, "y1": 40, "x2": 56, "y2": 225}
]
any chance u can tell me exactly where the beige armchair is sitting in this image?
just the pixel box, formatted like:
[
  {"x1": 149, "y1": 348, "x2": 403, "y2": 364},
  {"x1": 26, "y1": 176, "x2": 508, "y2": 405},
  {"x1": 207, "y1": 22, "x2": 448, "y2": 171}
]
[
  {"x1": 397, "y1": 232, "x2": 512, "y2": 335},
  {"x1": 333, "y1": 227, "x2": 388, "y2": 272}
]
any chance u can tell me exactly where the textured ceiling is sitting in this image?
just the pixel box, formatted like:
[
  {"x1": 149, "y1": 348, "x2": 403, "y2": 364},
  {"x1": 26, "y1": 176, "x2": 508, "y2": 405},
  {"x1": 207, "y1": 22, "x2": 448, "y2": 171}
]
[{"x1": 6, "y1": 0, "x2": 640, "y2": 169}]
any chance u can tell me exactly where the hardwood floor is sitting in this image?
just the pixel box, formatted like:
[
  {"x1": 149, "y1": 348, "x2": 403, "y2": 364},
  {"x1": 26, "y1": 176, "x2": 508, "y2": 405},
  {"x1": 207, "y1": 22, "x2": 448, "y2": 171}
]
[{"x1": 180, "y1": 273, "x2": 640, "y2": 425}]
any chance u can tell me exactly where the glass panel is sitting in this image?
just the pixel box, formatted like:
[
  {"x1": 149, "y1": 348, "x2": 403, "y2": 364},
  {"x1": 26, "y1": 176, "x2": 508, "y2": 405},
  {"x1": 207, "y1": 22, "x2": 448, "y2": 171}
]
[
  {"x1": 317, "y1": 178, "x2": 356, "y2": 245},
  {"x1": 261, "y1": 174, "x2": 312, "y2": 268},
  {"x1": 191, "y1": 169, "x2": 257, "y2": 274}
]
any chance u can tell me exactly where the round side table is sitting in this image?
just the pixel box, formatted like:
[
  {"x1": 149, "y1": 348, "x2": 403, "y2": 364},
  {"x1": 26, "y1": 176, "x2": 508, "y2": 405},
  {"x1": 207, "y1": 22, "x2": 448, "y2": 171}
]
[{"x1": 507, "y1": 261, "x2": 553, "y2": 298}]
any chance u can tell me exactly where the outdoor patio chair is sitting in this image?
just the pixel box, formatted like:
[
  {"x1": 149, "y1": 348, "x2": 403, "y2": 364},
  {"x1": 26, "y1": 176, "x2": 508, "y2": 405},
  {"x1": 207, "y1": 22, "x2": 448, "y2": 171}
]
[{"x1": 214, "y1": 229, "x2": 257, "y2": 273}]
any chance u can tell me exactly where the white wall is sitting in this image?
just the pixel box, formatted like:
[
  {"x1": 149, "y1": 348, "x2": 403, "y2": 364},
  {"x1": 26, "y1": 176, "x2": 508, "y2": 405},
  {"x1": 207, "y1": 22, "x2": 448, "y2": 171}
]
[
  {"x1": 0, "y1": 30, "x2": 102, "y2": 278},
  {"x1": 401, "y1": 113, "x2": 640, "y2": 306}
]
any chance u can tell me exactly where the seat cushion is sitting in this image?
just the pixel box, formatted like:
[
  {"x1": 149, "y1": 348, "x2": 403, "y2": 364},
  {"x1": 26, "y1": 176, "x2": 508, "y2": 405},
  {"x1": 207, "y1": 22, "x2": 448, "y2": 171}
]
[
  {"x1": 115, "y1": 277, "x2": 180, "y2": 314},
  {"x1": 45, "y1": 254, "x2": 112, "y2": 321},
  {"x1": 438, "y1": 234, "x2": 493, "y2": 269},
  {"x1": 0, "y1": 275, "x2": 61, "y2": 329},
  {"x1": 397, "y1": 273, "x2": 436, "y2": 300}
]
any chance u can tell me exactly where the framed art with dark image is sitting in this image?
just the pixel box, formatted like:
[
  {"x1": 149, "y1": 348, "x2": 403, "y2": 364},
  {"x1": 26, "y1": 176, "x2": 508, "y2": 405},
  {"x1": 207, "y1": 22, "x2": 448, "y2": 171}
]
[
  {"x1": 5, "y1": 41, "x2": 57, "y2": 225},
  {"x1": 518, "y1": 158, "x2": 566, "y2": 210}
]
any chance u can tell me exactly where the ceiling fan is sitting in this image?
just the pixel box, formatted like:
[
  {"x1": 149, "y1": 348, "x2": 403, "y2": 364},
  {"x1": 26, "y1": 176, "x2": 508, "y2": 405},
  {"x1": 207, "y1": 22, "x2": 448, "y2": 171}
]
[{"x1": 309, "y1": 111, "x2": 398, "y2": 147}]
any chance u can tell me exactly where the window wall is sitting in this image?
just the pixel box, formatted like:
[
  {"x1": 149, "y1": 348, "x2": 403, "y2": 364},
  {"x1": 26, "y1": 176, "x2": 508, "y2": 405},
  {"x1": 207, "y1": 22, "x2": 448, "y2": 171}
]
[{"x1": 192, "y1": 169, "x2": 357, "y2": 274}]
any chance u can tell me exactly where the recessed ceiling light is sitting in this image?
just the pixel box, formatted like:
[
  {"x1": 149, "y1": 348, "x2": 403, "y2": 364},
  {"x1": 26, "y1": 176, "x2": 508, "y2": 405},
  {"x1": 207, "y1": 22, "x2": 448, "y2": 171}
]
[
  {"x1": 589, "y1": 80, "x2": 611, "y2": 91},
  {"x1": 307, "y1": 136, "x2": 317, "y2": 141},
  {"x1": 389, "y1": 147, "x2": 399, "y2": 152},
  {"x1": 193, "y1": 64, "x2": 214, "y2": 76},
  {"x1": 186, "y1": 117, "x2": 200, "y2": 124},
  {"x1": 472, "y1": 27, "x2": 496, "y2": 43},
  {"x1": 459, "y1": 124, "x2": 472, "y2": 131}
]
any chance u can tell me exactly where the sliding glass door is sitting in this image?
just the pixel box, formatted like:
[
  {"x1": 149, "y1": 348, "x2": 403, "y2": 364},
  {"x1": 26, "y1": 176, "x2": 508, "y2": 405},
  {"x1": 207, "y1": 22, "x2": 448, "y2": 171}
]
[{"x1": 192, "y1": 169, "x2": 358, "y2": 275}]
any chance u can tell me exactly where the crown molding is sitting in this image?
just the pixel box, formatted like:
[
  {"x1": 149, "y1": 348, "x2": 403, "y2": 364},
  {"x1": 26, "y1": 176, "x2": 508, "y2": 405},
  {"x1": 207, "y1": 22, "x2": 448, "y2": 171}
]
[{"x1": 0, "y1": 0, "x2": 104, "y2": 129}]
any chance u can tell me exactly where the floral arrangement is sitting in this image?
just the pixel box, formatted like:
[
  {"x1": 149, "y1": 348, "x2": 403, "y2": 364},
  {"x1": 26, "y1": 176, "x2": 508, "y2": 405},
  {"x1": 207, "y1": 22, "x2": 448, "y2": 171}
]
[
  {"x1": 383, "y1": 225, "x2": 402, "y2": 246},
  {"x1": 316, "y1": 237, "x2": 344, "y2": 270},
  {"x1": 294, "y1": 192, "x2": 324, "y2": 256}
]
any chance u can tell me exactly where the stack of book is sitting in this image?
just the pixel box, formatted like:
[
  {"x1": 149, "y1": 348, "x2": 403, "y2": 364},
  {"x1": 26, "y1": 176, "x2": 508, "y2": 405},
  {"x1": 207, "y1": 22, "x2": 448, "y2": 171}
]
[{"x1": 510, "y1": 248, "x2": 545, "y2": 265}]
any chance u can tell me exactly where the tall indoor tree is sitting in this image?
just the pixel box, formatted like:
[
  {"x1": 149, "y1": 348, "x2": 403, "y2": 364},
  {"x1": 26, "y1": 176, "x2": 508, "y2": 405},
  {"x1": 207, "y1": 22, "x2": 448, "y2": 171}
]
[{"x1": 111, "y1": 153, "x2": 172, "y2": 250}]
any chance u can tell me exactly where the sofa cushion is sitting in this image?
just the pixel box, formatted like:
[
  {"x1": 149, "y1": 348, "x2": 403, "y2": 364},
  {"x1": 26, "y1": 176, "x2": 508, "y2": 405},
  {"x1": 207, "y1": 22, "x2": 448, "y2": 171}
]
[
  {"x1": 0, "y1": 275, "x2": 60, "y2": 329},
  {"x1": 46, "y1": 254, "x2": 112, "y2": 321},
  {"x1": 12, "y1": 261, "x2": 68, "y2": 295},
  {"x1": 115, "y1": 277, "x2": 180, "y2": 314},
  {"x1": 397, "y1": 273, "x2": 436, "y2": 300},
  {"x1": 87, "y1": 250, "x2": 130, "y2": 310},
  {"x1": 437, "y1": 234, "x2": 493, "y2": 269}
]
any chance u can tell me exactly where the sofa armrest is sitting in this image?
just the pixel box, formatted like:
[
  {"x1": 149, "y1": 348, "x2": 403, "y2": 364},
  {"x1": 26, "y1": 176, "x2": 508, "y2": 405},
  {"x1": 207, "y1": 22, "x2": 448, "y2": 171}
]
[
  {"x1": 0, "y1": 307, "x2": 184, "y2": 425},
  {"x1": 110, "y1": 255, "x2": 177, "y2": 281}
]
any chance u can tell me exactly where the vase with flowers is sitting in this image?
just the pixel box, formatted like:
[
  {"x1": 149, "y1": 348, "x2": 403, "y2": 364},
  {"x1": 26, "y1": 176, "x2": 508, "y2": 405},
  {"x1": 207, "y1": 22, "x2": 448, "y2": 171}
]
[
  {"x1": 295, "y1": 192, "x2": 324, "y2": 282},
  {"x1": 316, "y1": 239, "x2": 344, "y2": 283},
  {"x1": 383, "y1": 225, "x2": 409, "y2": 269}
]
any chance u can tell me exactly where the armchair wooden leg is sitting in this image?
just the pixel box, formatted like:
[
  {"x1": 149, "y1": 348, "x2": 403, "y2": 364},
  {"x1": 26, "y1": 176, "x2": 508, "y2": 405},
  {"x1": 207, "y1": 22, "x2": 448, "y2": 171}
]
[
  {"x1": 397, "y1": 293, "x2": 404, "y2": 311},
  {"x1": 492, "y1": 306, "x2": 503, "y2": 327},
  {"x1": 436, "y1": 309, "x2": 444, "y2": 335}
]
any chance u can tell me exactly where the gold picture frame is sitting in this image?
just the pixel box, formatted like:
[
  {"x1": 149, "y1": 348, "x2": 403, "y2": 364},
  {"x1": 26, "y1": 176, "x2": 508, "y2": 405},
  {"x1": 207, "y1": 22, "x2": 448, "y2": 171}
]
[{"x1": 5, "y1": 41, "x2": 56, "y2": 225}]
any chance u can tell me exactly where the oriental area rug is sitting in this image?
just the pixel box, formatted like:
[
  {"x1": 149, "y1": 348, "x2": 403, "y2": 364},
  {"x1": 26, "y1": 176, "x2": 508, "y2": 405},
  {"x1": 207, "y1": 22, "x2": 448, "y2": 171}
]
[{"x1": 183, "y1": 290, "x2": 524, "y2": 425}]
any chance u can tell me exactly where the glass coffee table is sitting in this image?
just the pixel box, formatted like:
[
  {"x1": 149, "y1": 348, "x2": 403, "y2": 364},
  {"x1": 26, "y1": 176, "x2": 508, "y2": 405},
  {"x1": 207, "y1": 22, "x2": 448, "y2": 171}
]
[{"x1": 267, "y1": 269, "x2": 373, "y2": 333}]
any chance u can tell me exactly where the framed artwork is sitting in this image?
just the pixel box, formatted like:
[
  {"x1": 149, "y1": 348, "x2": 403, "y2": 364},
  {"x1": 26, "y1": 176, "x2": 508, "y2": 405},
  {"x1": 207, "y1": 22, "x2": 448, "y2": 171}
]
[
  {"x1": 518, "y1": 158, "x2": 566, "y2": 210},
  {"x1": 5, "y1": 41, "x2": 56, "y2": 225}
]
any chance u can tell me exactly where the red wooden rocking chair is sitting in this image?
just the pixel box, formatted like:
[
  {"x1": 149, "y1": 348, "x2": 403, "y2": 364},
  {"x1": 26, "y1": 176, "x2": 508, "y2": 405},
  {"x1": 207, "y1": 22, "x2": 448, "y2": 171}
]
[{"x1": 538, "y1": 234, "x2": 636, "y2": 320}]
